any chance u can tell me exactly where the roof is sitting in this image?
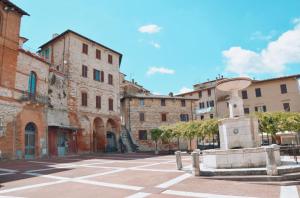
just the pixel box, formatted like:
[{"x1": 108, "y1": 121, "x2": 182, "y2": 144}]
[
  {"x1": 252, "y1": 74, "x2": 300, "y2": 84},
  {"x1": 39, "y1": 29, "x2": 123, "y2": 65},
  {"x1": 19, "y1": 48, "x2": 50, "y2": 65},
  {"x1": 124, "y1": 93, "x2": 198, "y2": 100},
  {"x1": 1, "y1": 0, "x2": 29, "y2": 16}
]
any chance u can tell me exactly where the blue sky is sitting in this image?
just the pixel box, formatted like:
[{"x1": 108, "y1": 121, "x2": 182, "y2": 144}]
[{"x1": 13, "y1": 0, "x2": 300, "y2": 95}]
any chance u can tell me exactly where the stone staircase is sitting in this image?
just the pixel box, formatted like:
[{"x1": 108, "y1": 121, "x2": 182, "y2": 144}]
[{"x1": 120, "y1": 126, "x2": 139, "y2": 153}]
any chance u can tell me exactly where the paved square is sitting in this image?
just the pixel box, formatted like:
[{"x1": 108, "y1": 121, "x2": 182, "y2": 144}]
[{"x1": 0, "y1": 153, "x2": 299, "y2": 198}]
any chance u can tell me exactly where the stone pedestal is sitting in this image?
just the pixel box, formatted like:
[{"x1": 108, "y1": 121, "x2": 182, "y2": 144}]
[
  {"x1": 219, "y1": 116, "x2": 260, "y2": 150},
  {"x1": 191, "y1": 151, "x2": 200, "y2": 176},
  {"x1": 175, "y1": 151, "x2": 182, "y2": 170},
  {"x1": 265, "y1": 144, "x2": 280, "y2": 176}
]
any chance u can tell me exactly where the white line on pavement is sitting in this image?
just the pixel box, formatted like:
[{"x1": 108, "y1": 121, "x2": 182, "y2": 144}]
[
  {"x1": 156, "y1": 173, "x2": 191, "y2": 188},
  {"x1": 163, "y1": 190, "x2": 257, "y2": 198},
  {"x1": 0, "y1": 173, "x2": 14, "y2": 176},
  {"x1": 73, "y1": 179, "x2": 143, "y2": 191},
  {"x1": 75, "y1": 168, "x2": 126, "y2": 180},
  {"x1": 125, "y1": 192, "x2": 151, "y2": 198},
  {"x1": 280, "y1": 186, "x2": 299, "y2": 198},
  {"x1": 0, "y1": 168, "x2": 18, "y2": 173},
  {"x1": 0, "y1": 180, "x2": 67, "y2": 194},
  {"x1": 0, "y1": 196, "x2": 26, "y2": 198},
  {"x1": 23, "y1": 172, "x2": 71, "y2": 181},
  {"x1": 130, "y1": 168, "x2": 181, "y2": 173}
]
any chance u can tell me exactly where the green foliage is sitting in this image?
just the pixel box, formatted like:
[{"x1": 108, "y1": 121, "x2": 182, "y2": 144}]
[
  {"x1": 199, "y1": 119, "x2": 219, "y2": 138},
  {"x1": 256, "y1": 112, "x2": 300, "y2": 134},
  {"x1": 150, "y1": 128, "x2": 163, "y2": 142}
]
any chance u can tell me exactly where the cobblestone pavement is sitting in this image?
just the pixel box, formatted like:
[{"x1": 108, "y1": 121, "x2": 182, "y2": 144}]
[{"x1": 0, "y1": 153, "x2": 299, "y2": 198}]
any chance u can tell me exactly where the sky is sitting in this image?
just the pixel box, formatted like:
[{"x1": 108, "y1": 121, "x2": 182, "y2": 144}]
[{"x1": 13, "y1": 0, "x2": 300, "y2": 95}]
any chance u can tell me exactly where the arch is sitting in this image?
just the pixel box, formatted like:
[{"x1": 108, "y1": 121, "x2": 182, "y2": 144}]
[
  {"x1": 24, "y1": 122, "x2": 37, "y2": 159},
  {"x1": 92, "y1": 117, "x2": 105, "y2": 152},
  {"x1": 106, "y1": 118, "x2": 119, "y2": 152},
  {"x1": 28, "y1": 71, "x2": 37, "y2": 96}
]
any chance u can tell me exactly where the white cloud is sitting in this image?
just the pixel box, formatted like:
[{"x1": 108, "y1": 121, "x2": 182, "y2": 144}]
[
  {"x1": 146, "y1": 67, "x2": 175, "y2": 75},
  {"x1": 250, "y1": 31, "x2": 276, "y2": 41},
  {"x1": 138, "y1": 24, "x2": 162, "y2": 34},
  {"x1": 178, "y1": 87, "x2": 193, "y2": 94},
  {"x1": 292, "y1": 17, "x2": 300, "y2": 28},
  {"x1": 223, "y1": 21, "x2": 300, "y2": 76},
  {"x1": 150, "y1": 41, "x2": 160, "y2": 48}
]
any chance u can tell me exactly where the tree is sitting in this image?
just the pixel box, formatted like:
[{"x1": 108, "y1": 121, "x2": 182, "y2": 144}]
[
  {"x1": 160, "y1": 125, "x2": 173, "y2": 153},
  {"x1": 179, "y1": 121, "x2": 198, "y2": 152},
  {"x1": 150, "y1": 128, "x2": 163, "y2": 154},
  {"x1": 199, "y1": 119, "x2": 219, "y2": 147}
]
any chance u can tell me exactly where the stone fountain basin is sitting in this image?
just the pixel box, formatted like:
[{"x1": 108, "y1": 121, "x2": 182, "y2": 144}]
[{"x1": 202, "y1": 147, "x2": 281, "y2": 169}]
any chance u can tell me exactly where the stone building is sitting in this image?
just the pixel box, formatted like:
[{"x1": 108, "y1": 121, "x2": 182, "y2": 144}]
[
  {"x1": 0, "y1": 1, "x2": 49, "y2": 159},
  {"x1": 39, "y1": 30, "x2": 123, "y2": 156},
  {"x1": 177, "y1": 74, "x2": 300, "y2": 119},
  {"x1": 120, "y1": 79, "x2": 198, "y2": 151}
]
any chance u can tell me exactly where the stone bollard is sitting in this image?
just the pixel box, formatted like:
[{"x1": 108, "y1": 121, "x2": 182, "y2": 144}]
[
  {"x1": 191, "y1": 151, "x2": 200, "y2": 176},
  {"x1": 175, "y1": 151, "x2": 183, "y2": 170},
  {"x1": 265, "y1": 145, "x2": 278, "y2": 176},
  {"x1": 194, "y1": 149, "x2": 201, "y2": 155}
]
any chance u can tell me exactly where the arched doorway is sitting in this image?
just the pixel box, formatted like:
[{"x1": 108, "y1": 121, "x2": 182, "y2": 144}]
[
  {"x1": 106, "y1": 119, "x2": 118, "y2": 152},
  {"x1": 93, "y1": 117, "x2": 105, "y2": 152},
  {"x1": 25, "y1": 122, "x2": 37, "y2": 159}
]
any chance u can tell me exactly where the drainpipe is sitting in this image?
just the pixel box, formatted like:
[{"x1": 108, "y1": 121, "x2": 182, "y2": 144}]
[
  {"x1": 12, "y1": 117, "x2": 16, "y2": 159},
  {"x1": 128, "y1": 98, "x2": 131, "y2": 131}
]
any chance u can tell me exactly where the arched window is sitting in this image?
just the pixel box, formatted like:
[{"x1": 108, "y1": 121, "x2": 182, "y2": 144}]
[{"x1": 28, "y1": 71, "x2": 37, "y2": 96}]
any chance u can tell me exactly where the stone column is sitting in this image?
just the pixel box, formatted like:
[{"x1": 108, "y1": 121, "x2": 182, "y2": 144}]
[
  {"x1": 194, "y1": 149, "x2": 201, "y2": 155},
  {"x1": 175, "y1": 151, "x2": 183, "y2": 170},
  {"x1": 265, "y1": 145, "x2": 278, "y2": 176},
  {"x1": 191, "y1": 151, "x2": 200, "y2": 176}
]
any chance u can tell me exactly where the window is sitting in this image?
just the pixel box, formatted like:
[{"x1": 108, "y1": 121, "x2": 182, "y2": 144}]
[
  {"x1": 139, "y1": 112, "x2": 145, "y2": 122},
  {"x1": 199, "y1": 102, "x2": 205, "y2": 109},
  {"x1": 108, "y1": 54, "x2": 113, "y2": 64},
  {"x1": 96, "y1": 96, "x2": 101, "y2": 109},
  {"x1": 96, "y1": 49, "x2": 101, "y2": 60},
  {"x1": 181, "y1": 100, "x2": 186, "y2": 107},
  {"x1": 200, "y1": 115, "x2": 204, "y2": 120},
  {"x1": 255, "y1": 105, "x2": 266, "y2": 112},
  {"x1": 210, "y1": 114, "x2": 214, "y2": 119},
  {"x1": 242, "y1": 90, "x2": 248, "y2": 99},
  {"x1": 138, "y1": 130, "x2": 147, "y2": 140},
  {"x1": 101, "y1": 71, "x2": 104, "y2": 82},
  {"x1": 161, "y1": 113, "x2": 167, "y2": 122},
  {"x1": 44, "y1": 48, "x2": 50, "y2": 59},
  {"x1": 207, "y1": 89, "x2": 211, "y2": 97},
  {"x1": 82, "y1": 43, "x2": 88, "y2": 54},
  {"x1": 283, "y1": 103, "x2": 290, "y2": 112},
  {"x1": 280, "y1": 84, "x2": 287, "y2": 94},
  {"x1": 82, "y1": 65, "x2": 88, "y2": 78},
  {"x1": 109, "y1": 98, "x2": 113, "y2": 111},
  {"x1": 81, "y1": 92, "x2": 87, "y2": 106},
  {"x1": 180, "y1": 114, "x2": 189, "y2": 122},
  {"x1": 28, "y1": 71, "x2": 37, "y2": 95},
  {"x1": 255, "y1": 88, "x2": 262, "y2": 97},
  {"x1": 244, "y1": 107, "x2": 250, "y2": 114},
  {"x1": 139, "y1": 99, "x2": 144, "y2": 107},
  {"x1": 93, "y1": 69, "x2": 100, "y2": 81},
  {"x1": 108, "y1": 74, "x2": 113, "y2": 85},
  {"x1": 208, "y1": 100, "x2": 214, "y2": 107},
  {"x1": 198, "y1": 91, "x2": 202, "y2": 98},
  {"x1": 161, "y1": 99, "x2": 166, "y2": 106}
]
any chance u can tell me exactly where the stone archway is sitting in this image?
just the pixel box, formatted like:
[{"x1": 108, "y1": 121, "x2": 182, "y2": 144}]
[
  {"x1": 93, "y1": 117, "x2": 105, "y2": 152},
  {"x1": 24, "y1": 122, "x2": 37, "y2": 159},
  {"x1": 106, "y1": 119, "x2": 119, "y2": 152}
]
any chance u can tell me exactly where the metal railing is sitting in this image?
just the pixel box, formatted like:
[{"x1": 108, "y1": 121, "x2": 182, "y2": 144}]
[{"x1": 19, "y1": 91, "x2": 48, "y2": 105}]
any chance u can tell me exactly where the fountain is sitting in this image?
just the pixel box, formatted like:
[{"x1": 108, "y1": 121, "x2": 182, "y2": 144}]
[{"x1": 202, "y1": 78, "x2": 281, "y2": 169}]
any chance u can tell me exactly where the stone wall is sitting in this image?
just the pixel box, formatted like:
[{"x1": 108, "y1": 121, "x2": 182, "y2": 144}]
[{"x1": 123, "y1": 97, "x2": 194, "y2": 151}]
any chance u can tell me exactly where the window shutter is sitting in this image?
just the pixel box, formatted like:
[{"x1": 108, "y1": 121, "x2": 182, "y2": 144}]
[
  {"x1": 255, "y1": 107, "x2": 258, "y2": 112},
  {"x1": 263, "y1": 105, "x2": 267, "y2": 112},
  {"x1": 101, "y1": 71, "x2": 104, "y2": 82}
]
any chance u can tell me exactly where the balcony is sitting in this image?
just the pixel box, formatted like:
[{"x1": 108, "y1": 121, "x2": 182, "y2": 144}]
[
  {"x1": 195, "y1": 107, "x2": 214, "y2": 115},
  {"x1": 19, "y1": 91, "x2": 48, "y2": 105}
]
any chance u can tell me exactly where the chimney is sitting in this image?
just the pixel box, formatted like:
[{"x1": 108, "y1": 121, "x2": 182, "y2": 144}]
[{"x1": 52, "y1": 33, "x2": 59, "y2": 38}]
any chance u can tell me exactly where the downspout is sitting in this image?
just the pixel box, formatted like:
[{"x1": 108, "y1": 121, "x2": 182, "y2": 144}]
[
  {"x1": 12, "y1": 117, "x2": 16, "y2": 159},
  {"x1": 0, "y1": 10, "x2": 10, "y2": 85},
  {"x1": 128, "y1": 98, "x2": 131, "y2": 131}
]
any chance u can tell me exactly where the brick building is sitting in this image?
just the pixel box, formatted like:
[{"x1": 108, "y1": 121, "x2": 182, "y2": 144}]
[
  {"x1": 120, "y1": 78, "x2": 198, "y2": 151},
  {"x1": 39, "y1": 30, "x2": 123, "y2": 156},
  {"x1": 0, "y1": 1, "x2": 49, "y2": 159}
]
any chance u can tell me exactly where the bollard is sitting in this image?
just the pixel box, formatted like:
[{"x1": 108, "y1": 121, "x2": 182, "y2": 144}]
[
  {"x1": 194, "y1": 149, "x2": 201, "y2": 155},
  {"x1": 175, "y1": 151, "x2": 183, "y2": 170},
  {"x1": 265, "y1": 146, "x2": 278, "y2": 176},
  {"x1": 191, "y1": 151, "x2": 200, "y2": 176}
]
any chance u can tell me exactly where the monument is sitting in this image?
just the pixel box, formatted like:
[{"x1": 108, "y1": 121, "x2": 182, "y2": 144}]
[{"x1": 202, "y1": 78, "x2": 280, "y2": 169}]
